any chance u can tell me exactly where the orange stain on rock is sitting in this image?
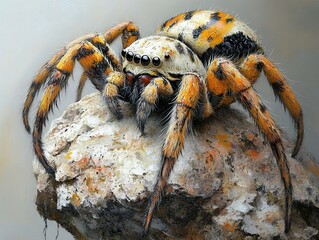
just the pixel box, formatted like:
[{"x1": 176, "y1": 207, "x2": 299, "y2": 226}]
[
  {"x1": 86, "y1": 176, "x2": 99, "y2": 193},
  {"x1": 215, "y1": 132, "x2": 232, "y2": 150},
  {"x1": 70, "y1": 193, "x2": 81, "y2": 207},
  {"x1": 223, "y1": 221, "x2": 237, "y2": 232},
  {"x1": 246, "y1": 149, "x2": 260, "y2": 160}
]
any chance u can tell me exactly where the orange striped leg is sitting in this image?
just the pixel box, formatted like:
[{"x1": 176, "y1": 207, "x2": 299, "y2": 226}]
[
  {"x1": 23, "y1": 48, "x2": 66, "y2": 133},
  {"x1": 240, "y1": 54, "x2": 304, "y2": 157},
  {"x1": 103, "y1": 21, "x2": 140, "y2": 48},
  {"x1": 143, "y1": 74, "x2": 200, "y2": 235},
  {"x1": 213, "y1": 59, "x2": 292, "y2": 233},
  {"x1": 23, "y1": 33, "x2": 119, "y2": 130},
  {"x1": 206, "y1": 59, "x2": 235, "y2": 108},
  {"x1": 33, "y1": 41, "x2": 113, "y2": 174},
  {"x1": 136, "y1": 77, "x2": 174, "y2": 133},
  {"x1": 75, "y1": 23, "x2": 140, "y2": 100}
]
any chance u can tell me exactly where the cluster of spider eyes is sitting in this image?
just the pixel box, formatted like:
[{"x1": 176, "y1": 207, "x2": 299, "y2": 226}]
[{"x1": 121, "y1": 49, "x2": 170, "y2": 67}]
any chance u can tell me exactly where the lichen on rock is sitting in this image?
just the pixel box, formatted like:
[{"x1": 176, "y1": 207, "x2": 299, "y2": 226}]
[{"x1": 34, "y1": 92, "x2": 319, "y2": 239}]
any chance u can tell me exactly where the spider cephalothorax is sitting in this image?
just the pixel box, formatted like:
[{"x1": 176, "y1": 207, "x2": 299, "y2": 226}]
[{"x1": 23, "y1": 10, "x2": 303, "y2": 235}]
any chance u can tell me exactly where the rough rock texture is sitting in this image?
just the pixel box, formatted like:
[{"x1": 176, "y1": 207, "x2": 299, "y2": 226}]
[{"x1": 34, "y1": 92, "x2": 319, "y2": 240}]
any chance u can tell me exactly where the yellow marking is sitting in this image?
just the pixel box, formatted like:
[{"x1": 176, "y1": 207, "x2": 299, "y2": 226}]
[
  {"x1": 56, "y1": 45, "x2": 81, "y2": 72},
  {"x1": 78, "y1": 50, "x2": 104, "y2": 71},
  {"x1": 70, "y1": 193, "x2": 81, "y2": 206},
  {"x1": 215, "y1": 132, "x2": 232, "y2": 150},
  {"x1": 38, "y1": 84, "x2": 61, "y2": 115},
  {"x1": 176, "y1": 76, "x2": 200, "y2": 106},
  {"x1": 162, "y1": 13, "x2": 186, "y2": 31},
  {"x1": 65, "y1": 151, "x2": 73, "y2": 160},
  {"x1": 104, "y1": 83, "x2": 118, "y2": 97},
  {"x1": 199, "y1": 12, "x2": 235, "y2": 48}
]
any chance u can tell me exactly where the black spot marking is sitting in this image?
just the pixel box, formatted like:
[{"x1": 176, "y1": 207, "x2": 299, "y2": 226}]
[
  {"x1": 86, "y1": 58, "x2": 110, "y2": 81},
  {"x1": 74, "y1": 47, "x2": 95, "y2": 60},
  {"x1": 215, "y1": 65, "x2": 226, "y2": 80},
  {"x1": 207, "y1": 36, "x2": 213, "y2": 42},
  {"x1": 187, "y1": 48, "x2": 195, "y2": 62},
  {"x1": 178, "y1": 33, "x2": 184, "y2": 42},
  {"x1": 211, "y1": 12, "x2": 221, "y2": 21},
  {"x1": 272, "y1": 81, "x2": 285, "y2": 93},
  {"x1": 226, "y1": 18, "x2": 234, "y2": 23},
  {"x1": 184, "y1": 10, "x2": 195, "y2": 20},
  {"x1": 260, "y1": 102, "x2": 267, "y2": 113},
  {"x1": 241, "y1": 95, "x2": 253, "y2": 110},
  {"x1": 201, "y1": 32, "x2": 263, "y2": 64},
  {"x1": 175, "y1": 42, "x2": 185, "y2": 54},
  {"x1": 208, "y1": 92, "x2": 224, "y2": 109},
  {"x1": 256, "y1": 62, "x2": 264, "y2": 71},
  {"x1": 193, "y1": 25, "x2": 208, "y2": 39},
  {"x1": 168, "y1": 72, "x2": 183, "y2": 79}
]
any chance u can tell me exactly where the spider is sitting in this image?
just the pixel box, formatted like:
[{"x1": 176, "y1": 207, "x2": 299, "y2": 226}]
[{"x1": 23, "y1": 10, "x2": 303, "y2": 235}]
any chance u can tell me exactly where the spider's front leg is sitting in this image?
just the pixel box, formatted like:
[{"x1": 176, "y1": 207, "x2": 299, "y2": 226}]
[
  {"x1": 32, "y1": 41, "x2": 120, "y2": 174},
  {"x1": 142, "y1": 74, "x2": 202, "y2": 235},
  {"x1": 210, "y1": 58, "x2": 292, "y2": 233},
  {"x1": 136, "y1": 77, "x2": 174, "y2": 134},
  {"x1": 76, "y1": 21, "x2": 140, "y2": 101}
]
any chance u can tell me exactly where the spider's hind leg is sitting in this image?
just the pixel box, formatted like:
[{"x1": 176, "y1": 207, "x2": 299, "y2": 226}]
[
  {"x1": 240, "y1": 54, "x2": 304, "y2": 157},
  {"x1": 210, "y1": 58, "x2": 292, "y2": 233}
]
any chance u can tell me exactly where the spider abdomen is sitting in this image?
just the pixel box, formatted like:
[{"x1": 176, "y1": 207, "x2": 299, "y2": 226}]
[{"x1": 157, "y1": 10, "x2": 263, "y2": 63}]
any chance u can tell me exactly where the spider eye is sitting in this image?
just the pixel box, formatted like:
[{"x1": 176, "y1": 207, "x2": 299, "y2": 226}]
[
  {"x1": 121, "y1": 49, "x2": 126, "y2": 58},
  {"x1": 152, "y1": 57, "x2": 161, "y2": 66},
  {"x1": 141, "y1": 55, "x2": 150, "y2": 66},
  {"x1": 134, "y1": 54, "x2": 141, "y2": 64},
  {"x1": 164, "y1": 54, "x2": 170, "y2": 60},
  {"x1": 126, "y1": 51, "x2": 134, "y2": 61}
]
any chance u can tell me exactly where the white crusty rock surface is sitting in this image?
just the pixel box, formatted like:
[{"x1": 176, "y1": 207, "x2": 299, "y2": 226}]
[{"x1": 34, "y1": 92, "x2": 319, "y2": 240}]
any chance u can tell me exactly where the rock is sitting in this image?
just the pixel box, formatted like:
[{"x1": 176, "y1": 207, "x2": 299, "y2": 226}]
[{"x1": 34, "y1": 92, "x2": 319, "y2": 240}]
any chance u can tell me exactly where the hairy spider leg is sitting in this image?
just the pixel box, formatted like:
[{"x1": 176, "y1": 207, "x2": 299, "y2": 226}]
[
  {"x1": 143, "y1": 74, "x2": 201, "y2": 235},
  {"x1": 240, "y1": 54, "x2": 304, "y2": 157},
  {"x1": 136, "y1": 77, "x2": 174, "y2": 133},
  {"x1": 23, "y1": 48, "x2": 66, "y2": 133},
  {"x1": 76, "y1": 22, "x2": 140, "y2": 101},
  {"x1": 209, "y1": 58, "x2": 292, "y2": 233},
  {"x1": 23, "y1": 33, "x2": 114, "y2": 132},
  {"x1": 102, "y1": 71, "x2": 126, "y2": 119},
  {"x1": 33, "y1": 41, "x2": 113, "y2": 174}
]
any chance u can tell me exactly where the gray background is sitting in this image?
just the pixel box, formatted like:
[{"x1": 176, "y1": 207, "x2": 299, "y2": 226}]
[{"x1": 0, "y1": 0, "x2": 318, "y2": 239}]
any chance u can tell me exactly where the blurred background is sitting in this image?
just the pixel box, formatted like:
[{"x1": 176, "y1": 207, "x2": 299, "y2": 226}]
[{"x1": 0, "y1": 0, "x2": 318, "y2": 239}]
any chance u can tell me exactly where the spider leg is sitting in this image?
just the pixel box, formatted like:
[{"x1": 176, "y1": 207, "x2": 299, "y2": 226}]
[
  {"x1": 102, "y1": 72, "x2": 126, "y2": 119},
  {"x1": 103, "y1": 21, "x2": 140, "y2": 48},
  {"x1": 75, "y1": 22, "x2": 140, "y2": 101},
  {"x1": 75, "y1": 72, "x2": 88, "y2": 102},
  {"x1": 240, "y1": 54, "x2": 304, "y2": 157},
  {"x1": 23, "y1": 33, "x2": 119, "y2": 131},
  {"x1": 212, "y1": 58, "x2": 292, "y2": 233},
  {"x1": 136, "y1": 77, "x2": 174, "y2": 134},
  {"x1": 23, "y1": 48, "x2": 66, "y2": 133},
  {"x1": 33, "y1": 41, "x2": 114, "y2": 174},
  {"x1": 143, "y1": 74, "x2": 201, "y2": 235}
]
